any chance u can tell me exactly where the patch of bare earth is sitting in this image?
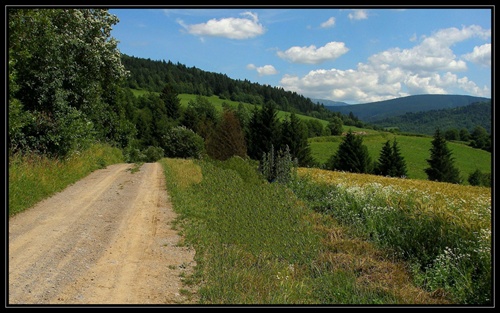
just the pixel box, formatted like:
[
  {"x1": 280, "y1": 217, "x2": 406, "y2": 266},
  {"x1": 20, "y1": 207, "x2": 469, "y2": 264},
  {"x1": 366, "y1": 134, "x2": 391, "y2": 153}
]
[{"x1": 8, "y1": 162, "x2": 197, "y2": 305}]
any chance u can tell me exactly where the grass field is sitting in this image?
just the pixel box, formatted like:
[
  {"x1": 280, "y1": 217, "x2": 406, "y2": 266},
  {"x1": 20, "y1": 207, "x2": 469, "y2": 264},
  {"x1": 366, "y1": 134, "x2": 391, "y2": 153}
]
[{"x1": 309, "y1": 132, "x2": 491, "y2": 182}]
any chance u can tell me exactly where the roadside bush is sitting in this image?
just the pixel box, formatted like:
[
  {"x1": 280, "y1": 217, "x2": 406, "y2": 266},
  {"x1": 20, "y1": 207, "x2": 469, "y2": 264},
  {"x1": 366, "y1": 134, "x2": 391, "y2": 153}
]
[
  {"x1": 143, "y1": 146, "x2": 164, "y2": 162},
  {"x1": 162, "y1": 126, "x2": 205, "y2": 159}
]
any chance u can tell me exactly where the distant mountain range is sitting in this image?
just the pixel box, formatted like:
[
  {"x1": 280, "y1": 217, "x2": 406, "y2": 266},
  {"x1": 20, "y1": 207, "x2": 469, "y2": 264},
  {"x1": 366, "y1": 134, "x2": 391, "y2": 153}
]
[
  {"x1": 321, "y1": 94, "x2": 491, "y2": 122},
  {"x1": 310, "y1": 98, "x2": 350, "y2": 107},
  {"x1": 370, "y1": 100, "x2": 491, "y2": 135}
]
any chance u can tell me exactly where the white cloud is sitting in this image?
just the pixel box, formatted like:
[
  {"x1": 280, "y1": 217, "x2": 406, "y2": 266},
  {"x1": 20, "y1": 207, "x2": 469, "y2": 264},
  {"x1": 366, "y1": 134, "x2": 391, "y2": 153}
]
[
  {"x1": 247, "y1": 64, "x2": 278, "y2": 76},
  {"x1": 279, "y1": 25, "x2": 491, "y2": 103},
  {"x1": 348, "y1": 9, "x2": 368, "y2": 20},
  {"x1": 463, "y1": 43, "x2": 491, "y2": 67},
  {"x1": 320, "y1": 17, "x2": 335, "y2": 28},
  {"x1": 178, "y1": 11, "x2": 265, "y2": 40},
  {"x1": 277, "y1": 42, "x2": 349, "y2": 64}
]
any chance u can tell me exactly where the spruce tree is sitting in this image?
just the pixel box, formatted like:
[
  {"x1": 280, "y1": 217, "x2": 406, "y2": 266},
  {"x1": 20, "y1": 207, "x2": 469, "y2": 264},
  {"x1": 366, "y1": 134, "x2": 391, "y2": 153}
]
[
  {"x1": 280, "y1": 113, "x2": 314, "y2": 166},
  {"x1": 160, "y1": 83, "x2": 180, "y2": 120},
  {"x1": 327, "y1": 129, "x2": 372, "y2": 173},
  {"x1": 247, "y1": 101, "x2": 280, "y2": 160},
  {"x1": 425, "y1": 128, "x2": 461, "y2": 184},
  {"x1": 389, "y1": 138, "x2": 407, "y2": 178},
  {"x1": 375, "y1": 140, "x2": 393, "y2": 176}
]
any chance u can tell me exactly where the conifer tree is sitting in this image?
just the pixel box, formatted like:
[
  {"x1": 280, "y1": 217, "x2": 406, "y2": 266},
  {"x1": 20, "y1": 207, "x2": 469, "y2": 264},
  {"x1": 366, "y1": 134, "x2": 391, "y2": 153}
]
[
  {"x1": 160, "y1": 83, "x2": 180, "y2": 120},
  {"x1": 375, "y1": 139, "x2": 408, "y2": 177},
  {"x1": 280, "y1": 113, "x2": 314, "y2": 166},
  {"x1": 425, "y1": 128, "x2": 461, "y2": 184},
  {"x1": 327, "y1": 129, "x2": 372, "y2": 173},
  {"x1": 390, "y1": 138, "x2": 407, "y2": 178},
  {"x1": 375, "y1": 140, "x2": 393, "y2": 176},
  {"x1": 247, "y1": 101, "x2": 280, "y2": 160}
]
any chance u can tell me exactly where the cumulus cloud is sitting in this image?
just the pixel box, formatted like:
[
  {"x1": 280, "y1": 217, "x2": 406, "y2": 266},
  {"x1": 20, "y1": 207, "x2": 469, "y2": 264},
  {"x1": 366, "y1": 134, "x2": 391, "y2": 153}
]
[
  {"x1": 247, "y1": 64, "x2": 278, "y2": 76},
  {"x1": 178, "y1": 11, "x2": 265, "y2": 40},
  {"x1": 463, "y1": 43, "x2": 491, "y2": 67},
  {"x1": 277, "y1": 42, "x2": 349, "y2": 64},
  {"x1": 279, "y1": 25, "x2": 491, "y2": 103},
  {"x1": 320, "y1": 17, "x2": 335, "y2": 28},
  {"x1": 348, "y1": 9, "x2": 368, "y2": 20}
]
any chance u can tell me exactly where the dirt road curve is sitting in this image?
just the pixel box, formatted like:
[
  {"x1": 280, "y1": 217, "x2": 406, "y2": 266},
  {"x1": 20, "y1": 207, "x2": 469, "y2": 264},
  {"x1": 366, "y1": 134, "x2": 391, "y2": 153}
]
[{"x1": 8, "y1": 162, "x2": 197, "y2": 305}]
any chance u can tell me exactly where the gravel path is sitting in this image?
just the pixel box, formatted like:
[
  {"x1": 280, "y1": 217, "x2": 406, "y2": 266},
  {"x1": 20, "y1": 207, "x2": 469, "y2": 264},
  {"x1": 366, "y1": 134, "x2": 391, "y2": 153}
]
[{"x1": 8, "y1": 162, "x2": 197, "y2": 305}]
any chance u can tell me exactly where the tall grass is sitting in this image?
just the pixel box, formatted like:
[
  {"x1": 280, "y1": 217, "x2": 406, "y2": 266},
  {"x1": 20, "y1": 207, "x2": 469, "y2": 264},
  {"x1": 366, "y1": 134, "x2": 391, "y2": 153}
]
[
  {"x1": 8, "y1": 143, "x2": 124, "y2": 216},
  {"x1": 160, "y1": 157, "x2": 450, "y2": 305},
  {"x1": 292, "y1": 168, "x2": 491, "y2": 305}
]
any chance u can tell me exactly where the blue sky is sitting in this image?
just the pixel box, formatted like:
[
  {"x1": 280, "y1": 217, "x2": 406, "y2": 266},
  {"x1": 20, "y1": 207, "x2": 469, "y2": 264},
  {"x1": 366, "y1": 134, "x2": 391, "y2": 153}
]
[{"x1": 108, "y1": 6, "x2": 492, "y2": 104}]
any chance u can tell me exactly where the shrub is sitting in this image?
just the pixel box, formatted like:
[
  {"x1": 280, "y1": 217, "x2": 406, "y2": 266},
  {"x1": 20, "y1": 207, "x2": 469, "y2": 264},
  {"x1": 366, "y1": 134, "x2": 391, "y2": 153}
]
[{"x1": 162, "y1": 126, "x2": 205, "y2": 159}]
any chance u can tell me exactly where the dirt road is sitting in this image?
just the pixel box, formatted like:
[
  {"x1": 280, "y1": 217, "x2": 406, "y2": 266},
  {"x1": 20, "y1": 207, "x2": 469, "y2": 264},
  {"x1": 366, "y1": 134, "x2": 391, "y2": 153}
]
[{"x1": 8, "y1": 162, "x2": 197, "y2": 305}]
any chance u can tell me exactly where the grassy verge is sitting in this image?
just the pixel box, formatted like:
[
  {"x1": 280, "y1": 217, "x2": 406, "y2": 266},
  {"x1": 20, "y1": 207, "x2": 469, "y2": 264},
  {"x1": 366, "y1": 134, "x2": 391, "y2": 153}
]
[
  {"x1": 8, "y1": 143, "x2": 124, "y2": 216},
  {"x1": 159, "y1": 157, "x2": 451, "y2": 305}
]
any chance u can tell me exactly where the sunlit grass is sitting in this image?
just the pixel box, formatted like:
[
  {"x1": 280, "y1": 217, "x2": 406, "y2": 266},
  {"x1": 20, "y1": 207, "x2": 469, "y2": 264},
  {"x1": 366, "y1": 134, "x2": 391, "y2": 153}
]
[
  {"x1": 8, "y1": 143, "x2": 124, "y2": 216},
  {"x1": 160, "y1": 157, "x2": 452, "y2": 305},
  {"x1": 293, "y1": 167, "x2": 492, "y2": 304}
]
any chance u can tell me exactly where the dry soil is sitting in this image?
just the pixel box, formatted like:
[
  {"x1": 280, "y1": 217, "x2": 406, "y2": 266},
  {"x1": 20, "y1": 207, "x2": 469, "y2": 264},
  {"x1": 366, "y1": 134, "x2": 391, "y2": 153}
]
[{"x1": 8, "y1": 162, "x2": 197, "y2": 305}]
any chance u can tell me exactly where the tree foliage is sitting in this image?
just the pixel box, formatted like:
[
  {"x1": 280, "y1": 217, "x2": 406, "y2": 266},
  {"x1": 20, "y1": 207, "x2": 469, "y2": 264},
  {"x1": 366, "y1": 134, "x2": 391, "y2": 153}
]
[
  {"x1": 327, "y1": 130, "x2": 373, "y2": 174},
  {"x1": 424, "y1": 128, "x2": 461, "y2": 184},
  {"x1": 280, "y1": 113, "x2": 314, "y2": 166},
  {"x1": 8, "y1": 8, "x2": 129, "y2": 157},
  {"x1": 374, "y1": 139, "x2": 408, "y2": 178}
]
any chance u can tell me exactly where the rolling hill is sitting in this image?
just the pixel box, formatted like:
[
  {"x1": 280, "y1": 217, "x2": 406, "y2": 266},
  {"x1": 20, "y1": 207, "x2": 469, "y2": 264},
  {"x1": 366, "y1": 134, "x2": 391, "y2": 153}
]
[
  {"x1": 370, "y1": 100, "x2": 492, "y2": 135},
  {"x1": 324, "y1": 94, "x2": 490, "y2": 122}
]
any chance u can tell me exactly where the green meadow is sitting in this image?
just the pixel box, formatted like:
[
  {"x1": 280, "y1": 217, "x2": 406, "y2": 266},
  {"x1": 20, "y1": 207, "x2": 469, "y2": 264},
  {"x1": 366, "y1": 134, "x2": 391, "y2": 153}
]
[{"x1": 309, "y1": 131, "x2": 491, "y2": 182}]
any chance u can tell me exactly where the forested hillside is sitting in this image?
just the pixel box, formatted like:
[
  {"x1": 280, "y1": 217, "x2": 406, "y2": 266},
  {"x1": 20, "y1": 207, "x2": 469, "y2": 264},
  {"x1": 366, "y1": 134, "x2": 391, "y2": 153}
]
[
  {"x1": 370, "y1": 100, "x2": 492, "y2": 135},
  {"x1": 326, "y1": 94, "x2": 490, "y2": 122},
  {"x1": 121, "y1": 54, "x2": 339, "y2": 121}
]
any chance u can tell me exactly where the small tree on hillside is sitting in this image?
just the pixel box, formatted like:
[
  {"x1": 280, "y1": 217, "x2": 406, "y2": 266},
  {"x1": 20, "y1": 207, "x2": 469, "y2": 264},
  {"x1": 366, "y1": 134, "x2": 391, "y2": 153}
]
[
  {"x1": 425, "y1": 128, "x2": 461, "y2": 184},
  {"x1": 375, "y1": 139, "x2": 408, "y2": 178},
  {"x1": 327, "y1": 129, "x2": 372, "y2": 174}
]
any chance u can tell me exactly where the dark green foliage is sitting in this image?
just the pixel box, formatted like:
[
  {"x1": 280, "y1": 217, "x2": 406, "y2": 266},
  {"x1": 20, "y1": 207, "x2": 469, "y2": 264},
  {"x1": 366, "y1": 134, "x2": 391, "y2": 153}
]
[
  {"x1": 425, "y1": 128, "x2": 461, "y2": 184},
  {"x1": 180, "y1": 95, "x2": 219, "y2": 138},
  {"x1": 468, "y1": 169, "x2": 491, "y2": 187},
  {"x1": 143, "y1": 146, "x2": 165, "y2": 162},
  {"x1": 459, "y1": 128, "x2": 470, "y2": 141},
  {"x1": 327, "y1": 116, "x2": 344, "y2": 136},
  {"x1": 246, "y1": 101, "x2": 281, "y2": 160},
  {"x1": 469, "y1": 126, "x2": 491, "y2": 151},
  {"x1": 161, "y1": 126, "x2": 205, "y2": 159},
  {"x1": 280, "y1": 113, "x2": 314, "y2": 167},
  {"x1": 160, "y1": 83, "x2": 180, "y2": 120},
  {"x1": 444, "y1": 128, "x2": 460, "y2": 141},
  {"x1": 326, "y1": 130, "x2": 373, "y2": 174},
  {"x1": 374, "y1": 139, "x2": 408, "y2": 178}
]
